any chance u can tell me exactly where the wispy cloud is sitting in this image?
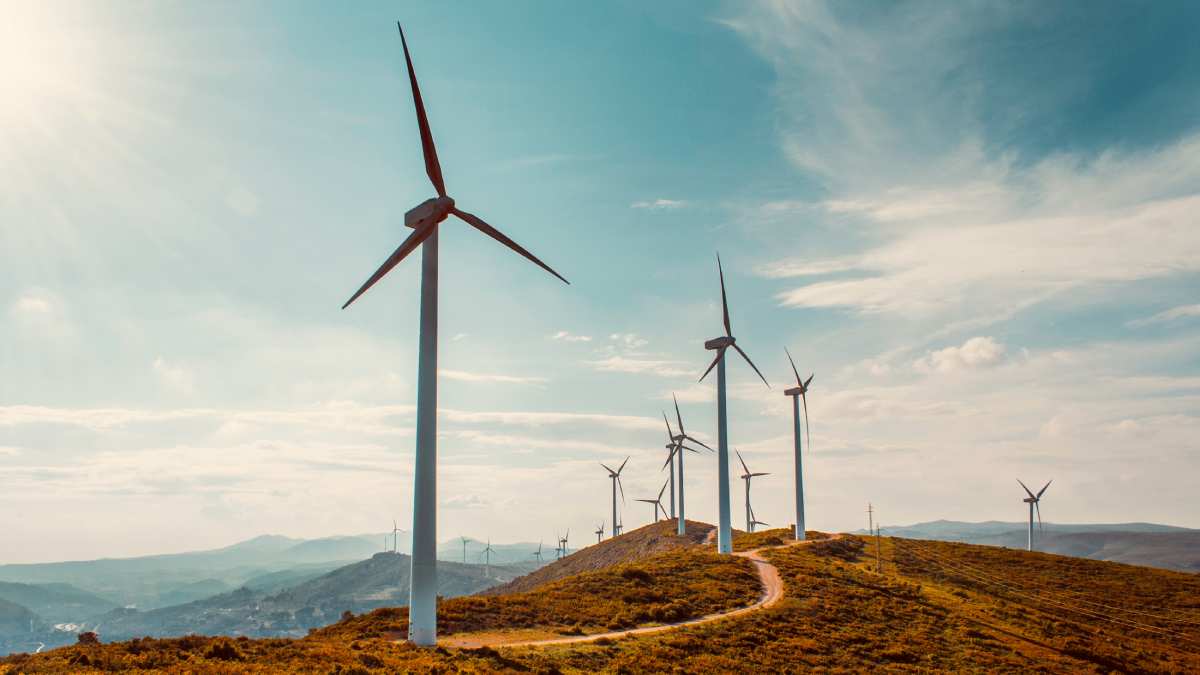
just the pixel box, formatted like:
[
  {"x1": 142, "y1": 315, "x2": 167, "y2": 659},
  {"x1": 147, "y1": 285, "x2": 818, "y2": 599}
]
[
  {"x1": 152, "y1": 356, "x2": 195, "y2": 394},
  {"x1": 549, "y1": 330, "x2": 592, "y2": 343},
  {"x1": 1128, "y1": 304, "x2": 1200, "y2": 327},
  {"x1": 631, "y1": 198, "x2": 687, "y2": 209},
  {"x1": 587, "y1": 355, "x2": 691, "y2": 378},
  {"x1": 913, "y1": 336, "x2": 1008, "y2": 374},
  {"x1": 440, "y1": 369, "x2": 548, "y2": 385}
]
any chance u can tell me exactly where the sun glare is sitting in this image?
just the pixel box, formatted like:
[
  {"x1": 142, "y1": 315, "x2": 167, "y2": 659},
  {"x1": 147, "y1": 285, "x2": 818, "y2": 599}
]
[{"x1": 0, "y1": 3, "x2": 92, "y2": 127}]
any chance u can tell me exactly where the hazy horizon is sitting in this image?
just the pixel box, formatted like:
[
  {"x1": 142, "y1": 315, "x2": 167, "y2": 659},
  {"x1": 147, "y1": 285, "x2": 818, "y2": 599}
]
[{"x1": 4, "y1": 1, "x2": 1199, "y2": 564}]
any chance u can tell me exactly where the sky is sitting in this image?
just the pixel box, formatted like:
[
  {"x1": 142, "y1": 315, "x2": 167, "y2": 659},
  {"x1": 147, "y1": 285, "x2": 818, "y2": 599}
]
[{"x1": 2, "y1": 0, "x2": 1198, "y2": 564}]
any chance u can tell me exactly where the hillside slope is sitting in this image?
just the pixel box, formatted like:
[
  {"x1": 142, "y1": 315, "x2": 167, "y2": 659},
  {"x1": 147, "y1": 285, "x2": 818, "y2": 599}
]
[
  {"x1": 5, "y1": 529, "x2": 1199, "y2": 673},
  {"x1": 483, "y1": 520, "x2": 712, "y2": 596}
]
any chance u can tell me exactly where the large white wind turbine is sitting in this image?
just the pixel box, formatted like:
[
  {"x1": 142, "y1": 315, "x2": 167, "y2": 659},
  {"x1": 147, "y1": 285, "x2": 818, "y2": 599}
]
[
  {"x1": 1018, "y1": 479, "x2": 1052, "y2": 551},
  {"x1": 340, "y1": 24, "x2": 568, "y2": 647},
  {"x1": 736, "y1": 450, "x2": 769, "y2": 533},
  {"x1": 783, "y1": 348, "x2": 814, "y2": 541},
  {"x1": 663, "y1": 394, "x2": 712, "y2": 535},
  {"x1": 699, "y1": 255, "x2": 770, "y2": 554},
  {"x1": 601, "y1": 457, "x2": 629, "y2": 538}
]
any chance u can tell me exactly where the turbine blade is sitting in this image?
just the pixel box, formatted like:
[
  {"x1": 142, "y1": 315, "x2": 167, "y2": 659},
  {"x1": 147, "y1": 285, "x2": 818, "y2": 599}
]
[
  {"x1": 397, "y1": 23, "x2": 446, "y2": 197},
  {"x1": 683, "y1": 434, "x2": 714, "y2": 452},
  {"x1": 804, "y1": 373, "x2": 814, "y2": 388},
  {"x1": 342, "y1": 220, "x2": 436, "y2": 309},
  {"x1": 663, "y1": 411, "x2": 675, "y2": 441},
  {"x1": 1037, "y1": 479, "x2": 1053, "y2": 498},
  {"x1": 785, "y1": 346, "x2": 802, "y2": 386},
  {"x1": 698, "y1": 349, "x2": 723, "y2": 383},
  {"x1": 617, "y1": 455, "x2": 630, "y2": 474},
  {"x1": 661, "y1": 444, "x2": 678, "y2": 471},
  {"x1": 617, "y1": 475, "x2": 625, "y2": 503},
  {"x1": 1016, "y1": 479, "x2": 1036, "y2": 500},
  {"x1": 732, "y1": 343, "x2": 770, "y2": 387},
  {"x1": 1036, "y1": 501, "x2": 1043, "y2": 531},
  {"x1": 801, "y1": 391, "x2": 812, "y2": 454},
  {"x1": 600, "y1": 462, "x2": 615, "y2": 474},
  {"x1": 673, "y1": 393, "x2": 685, "y2": 435},
  {"x1": 452, "y1": 207, "x2": 569, "y2": 284},
  {"x1": 717, "y1": 253, "x2": 731, "y2": 337},
  {"x1": 752, "y1": 472, "x2": 769, "y2": 477},
  {"x1": 736, "y1": 449, "x2": 750, "y2": 476},
  {"x1": 658, "y1": 480, "x2": 668, "y2": 500},
  {"x1": 679, "y1": 444, "x2": 703, "y2": 454}
]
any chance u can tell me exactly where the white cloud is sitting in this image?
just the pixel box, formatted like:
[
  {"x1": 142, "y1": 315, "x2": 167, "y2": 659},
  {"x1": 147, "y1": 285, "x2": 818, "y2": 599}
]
[
  {"x1": 0, "y1": 446, "x2": 21, "y2": 457},
  {"x1": 587, "y1": 356, "x2": 691, "y2": 378},
  {"x1": 549, "y1": 330, "x2": 592, "y2": 343},
  {"x1": 451, "y1": 332, "x2": 469, "y2": 342},
  {"x1": 608, "y1": 332, "x2": 648, "y2": 350},
  {"x1": 631, "y1": 198, "x2": 687, "y2": 209},
  {"x1": 12, "y1": 295, "x2": 52, "y2": 314},
  {"x1": 913, "y1": 337, "x2": 1008, "y2": 373},
  {"x1": 152, "y1": 356, "x2": 196, "y2": 394},
  {"x1": 440, "y1": 369, "x2": 547, "y2": 385},
  {"x1": 1128, "y1": 304, "x2": 1200, "y2": 327}
]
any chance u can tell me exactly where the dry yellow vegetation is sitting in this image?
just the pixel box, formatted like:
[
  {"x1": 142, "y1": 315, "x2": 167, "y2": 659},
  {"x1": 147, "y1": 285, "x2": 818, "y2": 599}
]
[{"x1": 5, "y1": 529, "x2": 1199, "y2": 674}]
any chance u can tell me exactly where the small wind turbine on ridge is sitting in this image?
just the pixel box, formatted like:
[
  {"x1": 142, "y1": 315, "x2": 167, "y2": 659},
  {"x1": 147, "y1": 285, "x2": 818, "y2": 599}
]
[
  {"x1": 601, "y1": 457, "x2": 629, "y2": 538},
  {"x1": 783, "y1": 348, "x2": 814, "y2": 541},
  {"x1": 1018, "y1": 479, "x2": 1052, "y2": 551},
  {"x1": 664, "y1": 394, "x2": 712, "y2": 536},
  {"x1": 635, "y1": 479, "x2": 670, "y2": 523},
  {"x1": 736, "y1": 450, "x2": 769, "y2": 533}
]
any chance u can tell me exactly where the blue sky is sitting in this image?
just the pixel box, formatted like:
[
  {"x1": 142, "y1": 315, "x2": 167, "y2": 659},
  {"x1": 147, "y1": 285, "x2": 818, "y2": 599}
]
[{"x1": 2, "y1": 1, "x2": 1198, "y2": 563}]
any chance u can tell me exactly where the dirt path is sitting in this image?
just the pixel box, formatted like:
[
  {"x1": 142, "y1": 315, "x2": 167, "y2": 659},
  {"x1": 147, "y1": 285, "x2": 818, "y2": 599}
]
[{"x1": 445, "y1": 532, "x2": 832, "y2": 649}]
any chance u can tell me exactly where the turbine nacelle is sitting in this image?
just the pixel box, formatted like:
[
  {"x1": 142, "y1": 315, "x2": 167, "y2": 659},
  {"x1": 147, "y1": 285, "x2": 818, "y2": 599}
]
[
  {"x1": 705, "y1": 336, "x2": 735, "y2": 350},
  {"x1": 405, "y1": 195, "x2": 456, "y2": 228},
  {"x1": 783, "y1": 385, "x2": 806, "y2": 397}
]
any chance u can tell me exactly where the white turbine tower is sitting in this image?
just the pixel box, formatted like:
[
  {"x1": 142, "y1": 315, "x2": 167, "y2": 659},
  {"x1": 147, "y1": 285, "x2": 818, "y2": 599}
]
[
  {"x1": 601, "y1": 458, "x2": 629, "y2": 538},
  {"x1": 699, "y1": 255, "x2": 770, "y2": 554},
  {"x1": 460, "y1": 536, "x2": 469, "y2": 564},
  {"x1": 1018, "y1": 479, "x2": 1052, "y2": 551},
  {"x1": 340, "y1": 24, "x2": 568, "y2": 647},
  {"x1": 663, "y1": 394, "x2": 712, "y2": 536},
  {"x1": 736, "y1": 450, "x2": 769, "y2": 533},
  {"x1": 783, "y1": 348, "x2": 814, "y2": 541},
  {"x1": 559, "y1": 530, "x2": 570, "y2": 558},
  {"x1": 635, "y1": 479, "x2": 670, "y2": 523}
]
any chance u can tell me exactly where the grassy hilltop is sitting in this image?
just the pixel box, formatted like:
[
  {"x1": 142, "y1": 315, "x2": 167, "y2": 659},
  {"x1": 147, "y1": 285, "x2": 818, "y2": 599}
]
[{"x1": 4, "y1": 521, "x2": 1199, "y2": 673}]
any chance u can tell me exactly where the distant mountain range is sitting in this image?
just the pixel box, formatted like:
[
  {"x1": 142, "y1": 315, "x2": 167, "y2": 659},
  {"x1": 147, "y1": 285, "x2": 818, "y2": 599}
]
[
  {"x1": 864, "y1": 520, "x2": 1200, "y2": 572},
  {"x1": 0, "y1": 535, "x2": 546, "y2": 656}
]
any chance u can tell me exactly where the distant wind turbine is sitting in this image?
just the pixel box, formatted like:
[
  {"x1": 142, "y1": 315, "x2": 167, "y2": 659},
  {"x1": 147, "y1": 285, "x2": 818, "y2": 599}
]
[
  {"x1": 749, "y1": 503, "x2": 769, "y2": 533},
  {"x1": 481, "y1": 539, "x2": 495, "y2": 577},
  {"x1": 783, "y1": 348, "x2": 814, "y2": 541},
  {"x1": 664, "y1": 394, "x2": 712, "y2": 536},
  {"x1": 636, "y1": 479, "x2": 670, "y2": 523},
  {"x1": 532, "y1": 540, "x2": 543, "y2": 564},
  {"x1": 393, "y1": 520, "x2": 400, "y2": 553},
  {"x1": 1018, "y1": 479, "x2": 1052, "y2": 551},
  {"x1": 460, "y1": 536, "x2": 469, "y2": 564},
  {"x1": 699, "y1": 254, "x2": 770, "y2": 554},
  {"x1": 594, "y1": 521, "x2": 605, "y2": 544},
  {"x1": 339, "y1": 23, "x2": 568, "y2": 648},
  {"x1": 601, "y1": 457, "x2": 630, "y2": 538},
  {"x1": 736, "y1": 450, "x2": 769, "y2": 533},
  {"x1": 559, "y1": 530, "x2": 570, "y2": 558}
]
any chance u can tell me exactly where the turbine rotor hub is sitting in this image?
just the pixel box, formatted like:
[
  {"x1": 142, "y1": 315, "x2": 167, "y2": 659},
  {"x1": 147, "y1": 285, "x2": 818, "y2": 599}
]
[{"x1": 404, "y1": 195, "x2": 455, "y2": 228}]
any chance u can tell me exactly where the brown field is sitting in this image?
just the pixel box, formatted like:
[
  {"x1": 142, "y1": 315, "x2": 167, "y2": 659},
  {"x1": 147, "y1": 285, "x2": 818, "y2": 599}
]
[{"x1": 5, "y1": 528, "x2": 1199, "y2": 674}]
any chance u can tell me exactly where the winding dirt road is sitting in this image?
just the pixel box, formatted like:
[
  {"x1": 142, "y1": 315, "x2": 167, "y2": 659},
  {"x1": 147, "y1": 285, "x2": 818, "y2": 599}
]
[{"x1": 441, "y1": 532, "x2": 832, "y2": 649}]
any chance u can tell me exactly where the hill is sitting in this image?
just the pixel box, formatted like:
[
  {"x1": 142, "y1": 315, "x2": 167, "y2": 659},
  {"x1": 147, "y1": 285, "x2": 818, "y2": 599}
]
[
  {"x1": 0, "y1": 583, "x2": 116, "y2": 627},
  {"x1": 482, "y1": 519, "x2": 712, "y2": 595},
  {"x1": 876, "y1": 520, "x2": 1200, "y2": 572},
  {"x1": 79, "y1": 552, "x2": 528, "y2": 644},
  {"x1": 5, "y1": 527, "x2": 1200, "y2": 673}
]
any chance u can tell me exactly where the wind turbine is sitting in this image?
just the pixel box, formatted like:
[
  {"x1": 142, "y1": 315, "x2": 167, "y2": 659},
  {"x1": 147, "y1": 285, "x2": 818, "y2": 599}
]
[
  {"x1": 749, "y1": 503, "x2": 769, "y2": 533},
  {"x1": 736, "y1": 450, "x2": 769, "y2": 533},
  {"x1": 699, "y1": 254, "x2": 770, "y2": 554},
  {"x1": 393, "y1": 520, "x2": 400, "y2": 553},
  {"x1": 532, "y1": 541, "x2": 543, "y2": 563},
  {"x1": 635, "y1": 479, "x2": 670, "y2": 523},
  {"x1": 339, "y1": 24, "x2": 568, "y2": 647},
  {"x1": 664, "y1": 394, "x2": 713, "y2": 536},
  {"x1": 601, "y1": 457, "x2": 629, "y2": 538},
  {"x1": 460, "y1": 536, "x2": 469, "y2": 564},
  {"x1": 559, "y1": 530, "x2": 570, "y2": 558},
  {"x1": 783, "y1": 348, "x2": 813, "y2": 541},
  {"x1": 1018, "y1": 479, "x2": 1052, "y2": 551},
  {"x1": 481, "y1": 539, "x2": 495, "y2": 577},
  {"x1": 594, "y1": 521, "x2": 605, "y2": 544}
]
